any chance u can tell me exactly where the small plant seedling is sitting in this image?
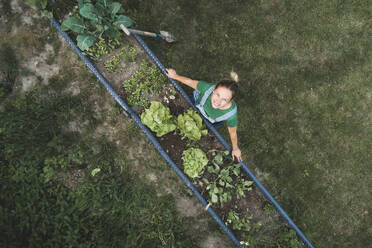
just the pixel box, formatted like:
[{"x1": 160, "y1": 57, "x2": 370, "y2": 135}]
[
  {"x1": 226, "y1": 210, "x2": 252, "y2": 231},
  {"x1": 104, "y1": 55, "x2": 121, "y2": 73},
  {"x1": 122, "y1": 60, "x2": 166, "y2": 107},
  {"x1": 83, "y1": 37, "x2": 121, "y2": 61},
  {"x1": 118, "y1": 45, "x2": 138, "y2": 62},
  {"x1": 240, "y1": 234, "x2": 254, "y2": 247}
]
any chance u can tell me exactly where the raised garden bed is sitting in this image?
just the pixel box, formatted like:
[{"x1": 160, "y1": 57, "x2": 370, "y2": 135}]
[{"x1": 55, "y1": 1, "x2": 306, "y2": 246}]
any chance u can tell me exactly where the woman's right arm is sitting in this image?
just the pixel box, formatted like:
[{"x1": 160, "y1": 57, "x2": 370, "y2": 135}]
[{"x1": 166, "y1": 68, "x2": 198, "y2": 89}]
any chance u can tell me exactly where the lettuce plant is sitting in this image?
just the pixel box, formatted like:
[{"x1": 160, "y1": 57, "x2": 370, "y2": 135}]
[
  {"x1": 177, "y1": 109, "x2": 208, "y2": 141},
  {"x1": 182, "y1": 148, "x2": 208, "y2": 178},
  {"x1": 141, "y1": 101, "x2": 177, "y2": 137},
  {"x1": 61, "y1": 0, "x2": 132, "y2": 51}
]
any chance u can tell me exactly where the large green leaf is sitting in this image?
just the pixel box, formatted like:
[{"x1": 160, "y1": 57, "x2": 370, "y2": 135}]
[
  {"x1": 109, "y1": 2, "x2": 122, "y2": 16},
  {"x1": 80, "y1": 3, "x2": 98, "y2": 20},
  {"x1": 77, "y1": 34, "x2": 97, "y2": 51},
  {"x1": 104, "y1": 27, "x2": 117, "y2": 38},
  {"x1": 116, "y1": 15, "x2": 132, "y2": 28},
  {"x1": 61, "y1": 17, "x2": 86, "y2": 33},
  {"x1": 117, "y1": 7, "x2": 125, "y2": 14},
  {"x1": 77, "y1": 0, "x2": 92, "y2": 9},
  {"x1": 97, "y1": 0, "x2": 113, "y2": 8}
]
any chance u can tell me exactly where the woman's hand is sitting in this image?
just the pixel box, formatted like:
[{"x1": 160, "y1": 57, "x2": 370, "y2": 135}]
[
  {"x1": 166, "y1": 68, "x2": 178, "y2": 79},
  {"x1": 228, "y1": 126, "x2": 242, "y2": 162},
  {"x1": 232, "y1": 148, "x2": 242, "y2": 162}
]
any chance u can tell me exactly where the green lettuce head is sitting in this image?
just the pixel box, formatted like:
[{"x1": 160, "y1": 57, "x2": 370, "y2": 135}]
[
  {"x1": 182, "y1": 148, "x2": 208, "y2": 178},
  {"x1": 141, "y1": 101, "x2": 176, "y2": 137},
  {"x1": 177, "y1": 109, "x2": 208, "y2": 141}
]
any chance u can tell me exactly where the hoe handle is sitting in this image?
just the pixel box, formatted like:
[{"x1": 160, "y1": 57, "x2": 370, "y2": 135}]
[
  {"x1": 128, "y1": 29, "x2": 161, "y2": 38},
  {"x1": 120, "y1": 25, "x2": 163, "y2": 39}
]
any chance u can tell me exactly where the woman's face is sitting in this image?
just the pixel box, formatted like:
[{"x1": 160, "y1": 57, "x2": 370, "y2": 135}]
[{"x1": 211, "y1": 86, "x2": 233, "y2": 109}]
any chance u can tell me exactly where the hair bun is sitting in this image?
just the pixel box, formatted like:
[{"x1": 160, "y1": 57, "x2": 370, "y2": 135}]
[{"x1": 230, "y1": 71, "x2": 239, "y2": 83}]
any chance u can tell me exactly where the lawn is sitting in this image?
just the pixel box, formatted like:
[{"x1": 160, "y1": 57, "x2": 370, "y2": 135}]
[
  {"x1": 2, "y1": 0, "x2": 371, "y2": 247},
  {"x1": 119, "y1": 0, "x2": 372, "y2": 247}
]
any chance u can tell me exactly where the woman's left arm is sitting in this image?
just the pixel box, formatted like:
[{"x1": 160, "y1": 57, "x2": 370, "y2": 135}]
[{"x1": 227, "y1": 126, "x2": 242, "y2": 162}]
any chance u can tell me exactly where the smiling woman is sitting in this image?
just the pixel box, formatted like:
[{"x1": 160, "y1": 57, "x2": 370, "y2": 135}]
[{"x1": 166, "y1": 68, "x2": 242, "y2": 162}]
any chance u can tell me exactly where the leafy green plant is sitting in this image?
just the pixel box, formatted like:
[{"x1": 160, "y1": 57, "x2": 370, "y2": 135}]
[
  {"x1": 103, "y1": 45, "x2": 138, "y2": 73},
  {"x1": 182, "y1": 148, "x2": 208, "y2": 178},
  {"x1": 82, "y1": 37, "x2": 121, "y2": 61},
  {"x1": 122, "y1": 60, "x2": 166, "y2": 107},
  {"x1": 236, "y1": 178, "x2": 254, "y2": 199},
  {"x1": 118, "y1": 45, "x2": 138, "y2": 62},
  {"x1": 226, "y1": 210, "x2": 252, "y2": 231},
  {"x1": 203, "y1": 165, "x2": 233, "y2": 205},
  {"x1": 141, "y1": 101, "x2": 177, "y2": 137},
  {"x1": 177, "y1": 109, "x2": 208, "y2": 141},
  {"x1": 104, "y1": 54, "x2": 121, "y2": 73},
  {"x1": 61, "y1": 0, "x2": 132, "y2": 51},
  {"x1": 240, "y1": 234, "x2": 254, "y2": 247},
  {"x1": 203, "y1": 150, "x2": 253, "y2": 206}
]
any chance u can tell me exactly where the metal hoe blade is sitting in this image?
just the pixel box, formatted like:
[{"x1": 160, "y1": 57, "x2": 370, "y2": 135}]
[{"x1": 160, "y1": 31, "x2": 176, "y2": 43}]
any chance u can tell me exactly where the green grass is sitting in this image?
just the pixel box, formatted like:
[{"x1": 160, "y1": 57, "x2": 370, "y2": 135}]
[
  {"x1": 119, "y1": 0, "x2": 372, "y2": 247},
  {"x1": 5, "y1": 1, "x2": 372, "y2": 246},
  {"x1": 0, "y1": 85, "x2": 198, "y2": 247}
]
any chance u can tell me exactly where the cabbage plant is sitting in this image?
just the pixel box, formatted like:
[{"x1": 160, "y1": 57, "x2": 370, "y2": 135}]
[
  {"x1": 177, "y1": 109, "x2": 208, "y2": 141},
  {"x1": 61, "y1": 0, "x2": 132, "y2": 51},
  {"x1": 141, "y1": 101, "x2": 177, "y2": 137},
  {"x1": 182, "y1": 148, "x2": 208, "y2": 178}
]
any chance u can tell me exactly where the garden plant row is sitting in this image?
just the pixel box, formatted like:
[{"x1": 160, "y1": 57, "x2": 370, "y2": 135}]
[{"x1": 57, "y1": 0, "x2": 304, "y2": 246}]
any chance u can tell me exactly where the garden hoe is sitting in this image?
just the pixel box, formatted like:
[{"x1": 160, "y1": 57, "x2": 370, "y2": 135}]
[{"x1": 120, "y1": 24, "x2": 176, "y2": 43}]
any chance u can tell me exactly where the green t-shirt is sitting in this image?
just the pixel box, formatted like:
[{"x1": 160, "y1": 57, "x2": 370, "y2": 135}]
[{"x1": 196, "y1": 80, "x2": 238, "y2": 127}]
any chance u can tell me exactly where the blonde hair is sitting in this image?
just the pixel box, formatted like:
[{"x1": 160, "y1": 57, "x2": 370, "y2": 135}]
[{"x1": 230, "y1": 71, "x2": 239, "y2": 83}]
